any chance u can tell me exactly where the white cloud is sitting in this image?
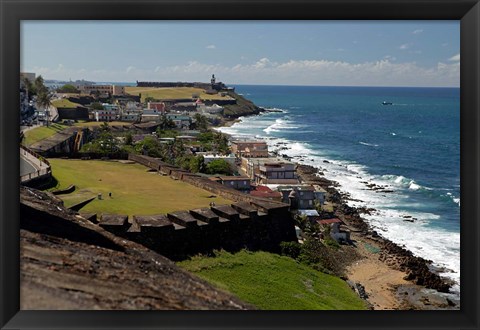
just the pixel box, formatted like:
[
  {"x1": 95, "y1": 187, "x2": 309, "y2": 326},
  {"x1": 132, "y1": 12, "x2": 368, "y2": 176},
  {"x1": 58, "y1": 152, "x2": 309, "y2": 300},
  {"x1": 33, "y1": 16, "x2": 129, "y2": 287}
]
[
  {"x1": 412, "y1": 29, "x2": 423, "y2": 34},
  {"x1": 26, "y1": 57, "x2": 460, "y2": 87},
  {"x1": 399, "y1": 43, "x2": 411, "y2": 50},
  {"x1": 154, "y1": 57, "x2": 459, "y2": 87},
  {"x1": 449, "y1": 54, "x2": 460, "y2": 62},
  {"x1": 206, "y1": 44, "x2": 216, "y2": 49}
]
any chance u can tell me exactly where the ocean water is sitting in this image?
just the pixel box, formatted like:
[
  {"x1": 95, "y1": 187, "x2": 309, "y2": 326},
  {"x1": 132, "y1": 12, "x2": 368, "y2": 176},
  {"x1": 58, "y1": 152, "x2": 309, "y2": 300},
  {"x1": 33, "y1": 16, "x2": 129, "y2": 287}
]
[{"x1": 217, "y1": 85, "x2": 460, "y2": 298}]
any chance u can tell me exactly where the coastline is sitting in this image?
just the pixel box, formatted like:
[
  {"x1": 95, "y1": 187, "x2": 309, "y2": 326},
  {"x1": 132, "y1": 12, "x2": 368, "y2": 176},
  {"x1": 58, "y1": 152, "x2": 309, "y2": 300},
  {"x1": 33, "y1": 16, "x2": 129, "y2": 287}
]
[
  {"x1": 296, "y1": 164, "x2": 457, "y2": 310},
  {"x1": 214, "y1": 105, "x2": 459, "y2": 310}
]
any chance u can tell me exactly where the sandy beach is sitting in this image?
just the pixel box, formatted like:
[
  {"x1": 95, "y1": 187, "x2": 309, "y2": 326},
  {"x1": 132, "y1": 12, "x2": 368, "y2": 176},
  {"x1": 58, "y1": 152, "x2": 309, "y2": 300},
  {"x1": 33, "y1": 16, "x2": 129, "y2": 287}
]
[{"x1": 345, "y1": 232, "x2": 410, "y2": 309}]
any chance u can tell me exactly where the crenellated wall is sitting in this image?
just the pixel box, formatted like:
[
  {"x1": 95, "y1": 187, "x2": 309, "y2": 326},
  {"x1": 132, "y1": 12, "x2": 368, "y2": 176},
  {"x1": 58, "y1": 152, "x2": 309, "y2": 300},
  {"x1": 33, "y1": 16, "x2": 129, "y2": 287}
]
[{"x1": 98, "y1": 201, "x2": 297, "y2": 261}]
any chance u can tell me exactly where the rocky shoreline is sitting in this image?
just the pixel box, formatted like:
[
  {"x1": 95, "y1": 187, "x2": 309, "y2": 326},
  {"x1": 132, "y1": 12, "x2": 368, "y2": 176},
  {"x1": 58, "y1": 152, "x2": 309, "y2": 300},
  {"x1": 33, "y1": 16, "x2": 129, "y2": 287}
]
[{"x1": 295, "y1": 164, "x2": 459, "y2": 309}]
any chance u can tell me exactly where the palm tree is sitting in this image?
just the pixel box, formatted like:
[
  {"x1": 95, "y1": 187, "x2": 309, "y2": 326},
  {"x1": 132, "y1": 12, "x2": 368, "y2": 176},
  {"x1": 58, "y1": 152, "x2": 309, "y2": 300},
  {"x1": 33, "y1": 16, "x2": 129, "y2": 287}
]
[
  {"x1": 36, "y1": 89, "x2": 52, "y2": 126},
  {"x1": 34, "y1": 76, "x2": 45, "y2": 94},
  {"x1": 21, "y1": 77, "x2": 33, "y2": 100}
]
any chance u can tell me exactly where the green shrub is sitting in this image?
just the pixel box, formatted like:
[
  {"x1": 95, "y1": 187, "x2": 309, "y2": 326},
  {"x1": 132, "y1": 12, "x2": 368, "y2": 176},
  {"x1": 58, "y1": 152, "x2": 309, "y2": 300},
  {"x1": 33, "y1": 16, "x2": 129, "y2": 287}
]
[
  {"x1": 298, "y1": 238, "x2": 342, "y2": 276},
  {"x1": 280, "y1": 241, "x2": 302, "y2": 259}
]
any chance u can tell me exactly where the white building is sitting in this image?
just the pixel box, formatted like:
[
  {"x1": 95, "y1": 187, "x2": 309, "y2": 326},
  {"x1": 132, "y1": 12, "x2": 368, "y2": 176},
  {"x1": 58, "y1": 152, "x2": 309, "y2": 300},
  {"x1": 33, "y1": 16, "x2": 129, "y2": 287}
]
[
  {"x1": 198, "y1": 103, "x2": 224, "y2": 114},
  {"x1": 141, "y1": 108, "x2": 160, "y2": 122},
  {"x1": 244, "y1": 157, "x2": 298, "y2": 184},
  {"x1": 93, "y1": 109, "x2": 117, "y2": 122},
  {"x1": 199, "y1": 153, "x2": 236, "y2": 167}
]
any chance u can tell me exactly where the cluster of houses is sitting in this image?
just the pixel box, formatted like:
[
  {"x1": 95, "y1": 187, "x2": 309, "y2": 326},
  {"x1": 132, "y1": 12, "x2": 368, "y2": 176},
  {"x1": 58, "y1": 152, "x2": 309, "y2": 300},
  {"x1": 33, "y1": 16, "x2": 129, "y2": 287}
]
[
  {"x1": 89, "y1": 98, "x2": 227, "y2": 127},
  {"x1": 54, "y1": 74, "x2": 232, "y2": 126},
  {"x1": 206, "y1": 138, "x2": 350, "y2": 243},
  {"x1": 211, "y1": 139, "x2": 325, "y2": 210}
]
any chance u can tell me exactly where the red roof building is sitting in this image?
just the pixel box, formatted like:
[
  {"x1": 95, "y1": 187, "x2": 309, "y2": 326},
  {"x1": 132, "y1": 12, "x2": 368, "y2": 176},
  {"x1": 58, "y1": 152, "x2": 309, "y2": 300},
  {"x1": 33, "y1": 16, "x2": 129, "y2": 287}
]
[{"x1": 317, "y1": 218, "x2": 343, "y2": 225}]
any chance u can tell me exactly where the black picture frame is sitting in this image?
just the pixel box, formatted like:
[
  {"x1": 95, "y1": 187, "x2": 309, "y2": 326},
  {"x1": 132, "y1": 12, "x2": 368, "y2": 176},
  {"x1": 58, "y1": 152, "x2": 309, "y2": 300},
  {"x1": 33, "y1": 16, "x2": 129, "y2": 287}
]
[{"x1": 1, "y1": 0, "x2": 479, "y2": 329}]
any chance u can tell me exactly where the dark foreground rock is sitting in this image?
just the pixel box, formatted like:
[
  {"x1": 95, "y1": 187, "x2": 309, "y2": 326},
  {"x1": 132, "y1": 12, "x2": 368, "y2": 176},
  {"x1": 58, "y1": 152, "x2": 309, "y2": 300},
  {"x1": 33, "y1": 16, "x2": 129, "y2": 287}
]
[{"x1": 20, "y1": 186, "x2": 253, "y2": 310}]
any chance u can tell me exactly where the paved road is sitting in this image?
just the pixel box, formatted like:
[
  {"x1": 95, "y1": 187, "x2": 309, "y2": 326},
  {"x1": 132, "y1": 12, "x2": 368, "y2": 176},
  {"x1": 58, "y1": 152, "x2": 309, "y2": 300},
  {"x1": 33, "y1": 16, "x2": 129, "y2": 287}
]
[{"x1": 20, "y1": 155, "x2": 37, "y2": 176}]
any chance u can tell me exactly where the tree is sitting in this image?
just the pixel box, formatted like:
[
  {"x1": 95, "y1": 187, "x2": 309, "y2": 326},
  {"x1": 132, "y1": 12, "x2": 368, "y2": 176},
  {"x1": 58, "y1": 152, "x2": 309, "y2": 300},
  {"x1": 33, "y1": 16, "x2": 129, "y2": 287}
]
[
  {"x1": 57, "y1": 84, "x2": 79, "y2": 93},
  {"x1": 171, "y1": 140, "x2": 186, "y2": 160},
  {"x1": 81, "y1": 127, "x2": 119, "y2": 156},
  {"x1": 21, "y1": 77, "x2": 34, "y2": 100},
  {"x1": 36, "y1": 88, "x2": 52, "y2": 126},
  {"x1": 205, "y1": 159, "x2": 233, "y2": 175},
  {"x1": 90, "y1": 102, "x2": 104, "y2": 110},
  {"x1": 145, "y1": 96, "x2": 156, "y2": 103},
  {"x1": 294, "y1": 213, "x2": 320, "y2": 239},
  {"x1": 189, "y1": 155, "x2": 205, "y2": 173},
  {"x1": 124, "y1": 132, "x2": 133, "y2": 146},
  {"x1": 176, "y1": 155, "x2": 193, "y2": 170},
  {"x1": 193, "y1": 113, "x2": 209, "y2": 131},
  {"x1": 216, "y1": 132, "x2": 230, "y2": 154},
  {"x1": 158, "y1": 114, "x2": 176, "y2": 130},
  {"x1": 156, "y1": 129, "x2": 178, "y2": 138},
  {"x1": 34, "y1": 75, "x2": 45, "y2": 94},
  {"x1": 135, "y1": 136, "x2": 164, "y2": 158},
  {"x1": 36, "y1": 89, "x2": 52, "y2": 110}
]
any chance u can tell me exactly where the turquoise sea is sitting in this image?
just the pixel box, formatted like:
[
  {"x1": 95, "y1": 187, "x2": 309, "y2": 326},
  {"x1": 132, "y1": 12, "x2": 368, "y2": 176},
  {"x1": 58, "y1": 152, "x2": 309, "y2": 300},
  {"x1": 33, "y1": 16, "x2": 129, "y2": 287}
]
[{"x1": 217, "y1": 85, "x2": 460, "y2": 298}]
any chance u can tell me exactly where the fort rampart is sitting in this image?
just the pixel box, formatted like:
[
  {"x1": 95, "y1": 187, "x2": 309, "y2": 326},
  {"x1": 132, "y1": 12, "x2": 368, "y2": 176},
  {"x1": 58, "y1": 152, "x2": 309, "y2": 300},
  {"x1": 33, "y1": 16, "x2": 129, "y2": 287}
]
[
  {"x1": 98, "y1": 199, "x2": 297, "y2": 261},
  {"x1": 91, "y1": 154, "x2": 298, "y2": 260}
]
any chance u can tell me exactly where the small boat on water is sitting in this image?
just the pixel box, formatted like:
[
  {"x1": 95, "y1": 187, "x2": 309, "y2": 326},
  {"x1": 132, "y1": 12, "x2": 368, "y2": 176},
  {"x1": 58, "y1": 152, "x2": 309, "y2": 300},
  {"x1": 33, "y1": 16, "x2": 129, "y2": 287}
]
[{"x1": 382, "y1": 101, "x2": 393, "y2": 105}]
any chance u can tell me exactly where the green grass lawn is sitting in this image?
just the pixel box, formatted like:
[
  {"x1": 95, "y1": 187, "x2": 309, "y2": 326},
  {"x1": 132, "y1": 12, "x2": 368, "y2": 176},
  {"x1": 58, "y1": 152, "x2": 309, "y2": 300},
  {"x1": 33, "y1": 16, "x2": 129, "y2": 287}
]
[
  {"x1": 73, "y1": 121, "x2": 129, "y2": 128},
  {"x1": 22, "y1": 122, "x2": 128, "y2": 147},
  {"x1": 22, "y1": 123, "x2": 69, "y2": 146},
  {"x1": 178, "y1": 250, "x2": 367, "y2": 310},
  {"x1": 51, "y1": 99, "x2": 82, "y2": 108},
  {"x1": 125, "y1": 86, "x2": 233, "y2": 102},
  {"x1": 47, "y1": 159, "x2": 231, "y2": 215}
]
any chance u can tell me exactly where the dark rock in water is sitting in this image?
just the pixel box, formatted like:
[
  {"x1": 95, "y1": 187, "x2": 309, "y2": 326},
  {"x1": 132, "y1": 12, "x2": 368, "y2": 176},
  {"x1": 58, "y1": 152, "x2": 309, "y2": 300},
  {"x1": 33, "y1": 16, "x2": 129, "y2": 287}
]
[
  {"x1": 355, "y1": 282, "x2": 369, "y2": 299},
  {"x1": 323, "y1": 160, "x2": 330, "y2": 163},
  {"x1": 378, "y1": 239, "x2": 452, "y2": 293}
]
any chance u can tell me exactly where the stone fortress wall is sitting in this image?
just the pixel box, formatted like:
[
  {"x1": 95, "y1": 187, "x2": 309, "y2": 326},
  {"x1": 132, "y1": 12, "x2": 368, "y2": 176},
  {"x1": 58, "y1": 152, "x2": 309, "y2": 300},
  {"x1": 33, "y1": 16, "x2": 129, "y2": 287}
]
[{"x1": 95, "y1": 154, "x2": 298, "y2": 260}]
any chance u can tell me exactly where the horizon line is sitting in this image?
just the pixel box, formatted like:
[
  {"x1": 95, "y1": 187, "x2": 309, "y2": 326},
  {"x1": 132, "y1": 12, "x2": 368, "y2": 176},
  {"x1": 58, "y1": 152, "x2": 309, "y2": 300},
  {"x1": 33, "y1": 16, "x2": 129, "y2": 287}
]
[{"x1": 42, "y1": 78, "x2": 460, "y2": 89}]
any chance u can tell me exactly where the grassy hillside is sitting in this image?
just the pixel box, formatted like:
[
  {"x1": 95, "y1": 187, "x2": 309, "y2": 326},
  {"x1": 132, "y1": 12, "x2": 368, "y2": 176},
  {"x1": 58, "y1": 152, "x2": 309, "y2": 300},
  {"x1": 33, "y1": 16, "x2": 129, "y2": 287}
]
[
  {"x1": 22, "y1": 123, "x2": 69, "y2": 146},
  {"x1": 125, "y1": 86, "x2": 233, "y2": 102},
  {"x1": 178, "y1": 250, "x2": 367, "y2": 310},
  {"x1": 222, "y1": 91, "x2": 263, "y2": 118},
  {"x1": 48, "y1": 159, "x2": 231, "y2": 215},
  {"x1": 52, "y1": 99, "x2": 82, "y2": 108}
]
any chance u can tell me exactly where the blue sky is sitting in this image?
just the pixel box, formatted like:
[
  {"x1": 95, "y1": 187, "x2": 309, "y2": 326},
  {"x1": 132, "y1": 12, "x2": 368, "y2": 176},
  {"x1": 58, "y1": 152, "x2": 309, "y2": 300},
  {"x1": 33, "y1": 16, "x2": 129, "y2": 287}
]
[{"x1": 21, "y1": 21, "x2": 460, "y2": 87}]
